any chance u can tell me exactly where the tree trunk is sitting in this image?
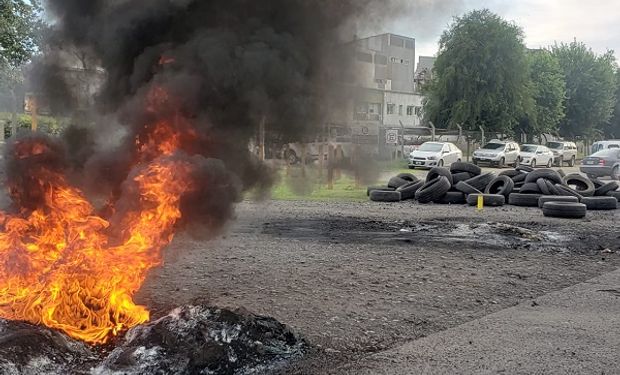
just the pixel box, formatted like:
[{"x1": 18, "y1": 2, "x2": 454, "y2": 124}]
[{"x1": 11, "y1": 89, "x2": 18, "y2": 137}]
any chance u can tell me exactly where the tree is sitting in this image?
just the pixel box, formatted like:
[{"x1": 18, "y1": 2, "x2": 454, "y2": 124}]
[
  {"x1": 516, "y1": 49, "x2": 566, "y2": 140},
  {"x1": 604, "y1": 69, "x2": 620, "y2": 138},
  {"x1": 551, "y1": 41, "x2": 617, "y2": 138},
  {"x1": 0, "y1": 0, "x2": 43, "y2": 137},
  {"x1": 423, "y1": 9, "x2": 532, "y2": 135}
]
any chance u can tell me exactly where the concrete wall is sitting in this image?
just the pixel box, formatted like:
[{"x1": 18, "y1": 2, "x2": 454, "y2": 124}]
[{"x1": 383, "y1": 91, "x2": 424, "y2": 128}]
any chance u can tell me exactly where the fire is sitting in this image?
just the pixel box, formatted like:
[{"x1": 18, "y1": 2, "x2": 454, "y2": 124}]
[{"x1": 0, "y1": 86, "x2": 197, "y2": 344}]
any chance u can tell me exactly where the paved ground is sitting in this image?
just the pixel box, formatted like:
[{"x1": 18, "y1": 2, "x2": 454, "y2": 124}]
[{"x1": 136, "y1": 198, "x2": 620, "y2": 374}]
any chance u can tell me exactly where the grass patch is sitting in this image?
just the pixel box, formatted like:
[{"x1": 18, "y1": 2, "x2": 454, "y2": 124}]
[{"x1": 269, "y1": 167, "x2": 368, "y2": 201}]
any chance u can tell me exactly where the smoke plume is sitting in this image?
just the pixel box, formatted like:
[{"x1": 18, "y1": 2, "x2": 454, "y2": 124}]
[{"x1": 15, "y1": 0, "x2": 387, "y2": 235}]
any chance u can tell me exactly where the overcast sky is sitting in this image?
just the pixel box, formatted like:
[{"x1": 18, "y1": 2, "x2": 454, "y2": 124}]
[{"x1": 375, "y1": 0, "x2": 620, "y2": 60}]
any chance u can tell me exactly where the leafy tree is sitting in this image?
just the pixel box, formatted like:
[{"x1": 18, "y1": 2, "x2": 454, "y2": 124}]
[
  {"x1": 603, "y1": 69, "x2": 620, "y2": 138},
  {"x1": 423, "y1": 9, "x2": 532, "y2": 135},
  {"x1": 516, "y1": 49, "x2": 565, "y2": 140},
  {"x1": 0, "y1": 0, "x2": 43, "y2": 137},
  {"x1": 551, "y1": 41, "x2": 617, "y2": 138}
]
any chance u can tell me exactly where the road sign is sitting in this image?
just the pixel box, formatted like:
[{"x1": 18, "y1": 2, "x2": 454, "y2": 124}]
[{"x1": 385, "y1": 129, "x2": 399, "y2": 145}]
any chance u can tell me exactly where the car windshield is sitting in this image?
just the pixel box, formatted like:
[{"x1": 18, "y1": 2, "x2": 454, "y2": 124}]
[
  {"x1": 419, "y1": 143, "x2": 444, "y2": 152},
  {"x1": 481, "y1": 143, "x2": 504, "y2": 150},
  {"x1": 592, "y1": 149, "x2": 619, "y2": 158},
  {"x1": 547, "y1": 142, "x2": 563, "y2": 149},
  {"x1": 521, "y1": 145, "x2": 538, "y2": 153}
]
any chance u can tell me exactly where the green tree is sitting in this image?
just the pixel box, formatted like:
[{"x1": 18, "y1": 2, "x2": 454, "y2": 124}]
[
  {"x1": 0, "y1": 0, "x2": 43, "y2": 137},
  {"x1": 516, "y1": 49, "x2": 565, "y2": 140},
  {"x1": 603, "y1": 69, "x2": 620, "y2": 138},
  {"x1": 423, "y1": 9, "x2": 532, "y2": 135},
  {"x1": 551, "y1": 41, "x2": 617, "y2": 138}
]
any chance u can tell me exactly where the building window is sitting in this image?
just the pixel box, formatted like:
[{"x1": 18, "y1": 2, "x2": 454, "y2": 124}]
[
  {"x1": 374, "y1": 54, "x2": 388, "y2": 65},
  {"x1": 414, "y1": 106, "x2": 422, "y2": 116},
  {"x1": 399, "y1": 105, "x2": 403, "y2": 116},
  {"x1": 354, "y1": 102, "x2": 382, "y2": 121},
  {"x1": 407, "y1": 106, "x2": 414, "y2": 116},
  {"x1": 390, "y1": 57, "x2": 410, "y2": 65},
  {"x1": 387, "y1": 103, "x2": 395, "y2": 115}
]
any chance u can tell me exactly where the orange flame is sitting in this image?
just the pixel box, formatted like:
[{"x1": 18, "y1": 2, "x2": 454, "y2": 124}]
[{"x1": 0, "y1": 86, "x2": 196, "y2": 344}]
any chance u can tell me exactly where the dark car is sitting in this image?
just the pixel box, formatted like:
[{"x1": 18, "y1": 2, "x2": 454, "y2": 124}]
[{"x1": 580, "y1": 149, "x2": 620, "y2": 180}]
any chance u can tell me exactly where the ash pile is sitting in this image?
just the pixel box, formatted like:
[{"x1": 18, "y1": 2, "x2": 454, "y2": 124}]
[{"x1": 0, "y1": 306, "x2": 305, "y2": 375}]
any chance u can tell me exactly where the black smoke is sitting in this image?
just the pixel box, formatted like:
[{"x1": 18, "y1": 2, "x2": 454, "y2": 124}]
[{"x1": 17, "y1": 0, "x2": 383, "y2": 235}]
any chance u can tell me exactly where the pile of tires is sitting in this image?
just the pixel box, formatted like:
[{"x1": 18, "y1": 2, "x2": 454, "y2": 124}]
[{"x1": 368, "y1": 164, "x2": 619, "y2": 219}]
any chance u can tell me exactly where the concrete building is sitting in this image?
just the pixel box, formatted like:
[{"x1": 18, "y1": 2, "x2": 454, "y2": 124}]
[{"x1": 414, "y1": 56, "x2": 436, "y2": 92}]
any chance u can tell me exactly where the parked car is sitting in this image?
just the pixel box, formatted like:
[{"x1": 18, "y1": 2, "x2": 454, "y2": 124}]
[
  {"x1": 546, "y1": 141, "x2": 578, "y2": 167},
  {"x1": 519, "y1": 144, "x2": 554, "y2": 168},
  {"x1": 472, "y1": 140, "x2": 520, "y2": 167},
  {"x1": 580, "y1": 148, "x2": 620, "y2": 180},
  {"x1": 408, "y1": 142, "x2": 462, "y2": 169},
  {"x1": 591, "y1": 140, "x2": 620, "y2": 153}
]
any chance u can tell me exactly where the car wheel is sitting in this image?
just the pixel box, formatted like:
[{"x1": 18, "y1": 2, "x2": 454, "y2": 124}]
[
  {"x1": 473, "y1": 159, "x2": 478, "y2": 166},
  {"x1": 556, "y1": 156, "x2": 563, "y2": 167},
  {"x1": 546, "y1": 159, "x2": 552, "y2": 168},
  {"x1": 531, "y1": 159, "x2": 536, "y2": 168},
  {"x1": 612, "y1": 166, "x2": 620, "y2": 181},
  {"x1": 569, "y1": 156, "x2": 576, "y2": 167},
  {"x1": 513, "y1": 158, "x2": 520, "y2": 168},
  {"x1": 438, "y1": 159, "x2": 444, "y2": 167},
  {"x1": 498, "y1": 157, "x2": 505, "y2": 168}
]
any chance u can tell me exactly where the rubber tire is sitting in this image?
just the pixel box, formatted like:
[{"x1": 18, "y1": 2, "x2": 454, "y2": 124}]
[
  {"x1": 554, "y1": 184, "x2": 584, "y2": 201},
  {"x1": 612, "y1": 166, "x2": 620, "y2": 181},
  {"x1": 594, "y1": 181, "x2": 620, "y2": 196},
  {"x1": 607, "y1": 191, "x2": 620, "y2": 200},
  {"x1": 542, "y1": 202, "x2": 586, "y2": 218},
  {"x1": 436, "y1": 191, "x2": 467, "y2": 204},
  {"x1": 452, "y1": 172, "x2": 474, "y2": 184},
  {"x1": 415, "y1": 176, "x2": 451, "y2": 204},
  {"x1": 530, "y1": 159, "x2": 536, "y2": 168},
  {"x1": 536, "y1": 178, "x2": 551, "y2": 195},
  {"x1": 450, "y1": 162, "x2": 482, "y2": 176},
  {"x1": 519, "y1": 183, "x2": 542, "y2": 194},
  {"x1": 569, "y1": 156, "x2": 576, "y2": 167},
  {"x1": 538, "y1": 195, "x2": 579, "y2": 208},
  {"x1": 581, "y1": 196, "x2": 618, "y2": 210},
  {"x1": 454, "y1": 181, "x2": 482, "y2": 195},
  {"x1": 467, "y1": 193, "x2": 505, "y2": 207},
  {"x1": 556, "y1": 157, "x2": 564, "y2": 167},
  {"x1": 396, "y1": 173, "x2": 419, "y2": 183},
  {"x1": 498, "y1": 157, "x2": 506, "y2": 168},
  {"x1": 516, "y1": 165, "x2": 534, "y2": 173},
  {"x1": 465, "y1": 172, "x2": 495, "y2": 191},
  {"x1": 524, "y1": 169, "x2": 563, "y2": 184},
  {"x1": 546, "y1": 159, "x2": 553, "y2": 168},
  {"x1": 509, "y1": 193, "x2": 542, "y2": 207},
  {"x1": 388, "y1": 176, "x2": 409, "y2": 189},
  {"x1": 370, "y1": 190, "x2": 402, "y2": 202},
  {"x1": 545, "y1": 180, "x2": 561, "y2": 196},
  {"x1": 512, "y1": 173, "x2": 527, "y2": 183},
  {"x1": 557, "y1": 169, "x2": 566, "y2": 178},
  {"x1": 499, "y1": 169, "x2": 521, "y2": 178},
  {"x1": 367, "y1": 186, "x2": 395, "y2": 196},
  {"x1": 485, "y1": 176, "x2": 515, "y2": 197},
  {"x1": 426, "y1": 167, "x2": 453, "y2": 186},
  {"x1": 589, "y1": 177, "x2": 606, "y2": 189},
  {"x1": 562, "y1": 174, "x2": 595, "y2": 197},
  {"x1": 396, "y1": 180, "x2": 425, "y2": 201}
]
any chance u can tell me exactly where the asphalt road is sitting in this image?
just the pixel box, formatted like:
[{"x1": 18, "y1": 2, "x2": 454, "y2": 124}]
[{"x1": 137, "y1": 198, "x2": 620, "y2": 374}]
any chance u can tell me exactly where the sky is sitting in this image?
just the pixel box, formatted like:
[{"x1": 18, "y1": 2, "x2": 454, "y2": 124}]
[{"x1": 373, "y1": 0, "x2": 620, "y2": 60}]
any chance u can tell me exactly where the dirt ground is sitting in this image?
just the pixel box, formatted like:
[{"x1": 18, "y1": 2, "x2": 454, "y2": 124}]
[{"x1": 136, "y1": 199, "x2": 620, "y2": 374}]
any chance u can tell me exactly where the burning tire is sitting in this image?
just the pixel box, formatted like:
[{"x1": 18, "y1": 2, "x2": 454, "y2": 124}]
[
  {"x1": 415, "y1": 176, "x2": 451, "y2": 204},
  {"x1": 466, "y1": 193, "x2": 505, "y2": 207},
  {"x1": 542, "y1": 202, "x2": 587, "y2": 219},
  {"x1": 538, "y1": 195, "x2": 579, "y2": 208},
  {"x1": 370, "y1": 190, "x2": 402, "y2": 202},
  {"x1": 581, "y1": 196, "x2": 618, "y2": 210},
  {"x1": 509, "y1": 193, "x2": 542, "y2": 207}
]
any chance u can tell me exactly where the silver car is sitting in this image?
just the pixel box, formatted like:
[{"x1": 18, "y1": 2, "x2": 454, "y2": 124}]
[
  {"x1": 472, "y1": 141, "x2": 520, "y2": 167},
  {"x1": 408, "y1": 142, "x2": 463, "y2": 169}
]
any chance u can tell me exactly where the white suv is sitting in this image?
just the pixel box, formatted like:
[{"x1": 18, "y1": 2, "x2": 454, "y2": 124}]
[
  {"x1": 472, "y1": 140, "x2": 520, "y2": 167},
  {"x1": 546, "y1": 141, "x2": 577, "y2": 167}
]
